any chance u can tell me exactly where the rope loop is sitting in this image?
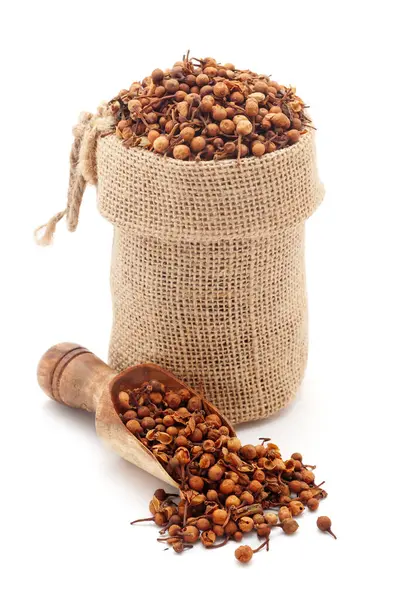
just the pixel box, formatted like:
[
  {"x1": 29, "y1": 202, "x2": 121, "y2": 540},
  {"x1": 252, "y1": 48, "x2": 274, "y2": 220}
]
[{"x1": 35, "y1": 107, "x2": 114, "y2": 245}]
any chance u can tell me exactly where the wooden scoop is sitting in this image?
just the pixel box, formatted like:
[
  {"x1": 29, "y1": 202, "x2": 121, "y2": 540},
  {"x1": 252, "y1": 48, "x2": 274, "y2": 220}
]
[{"x1": 37, "y1": 343, "x2": 236, "y2": 489}]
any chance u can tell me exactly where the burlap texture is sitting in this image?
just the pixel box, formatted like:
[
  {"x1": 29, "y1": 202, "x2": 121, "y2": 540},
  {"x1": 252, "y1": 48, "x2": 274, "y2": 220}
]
[{"x1": 96, "y1": 133, "x2": 323, "y2": 424}]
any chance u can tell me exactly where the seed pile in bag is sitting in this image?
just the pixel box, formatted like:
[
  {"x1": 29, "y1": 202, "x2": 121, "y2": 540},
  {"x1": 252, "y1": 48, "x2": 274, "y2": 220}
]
[{"x1": 109, "y1": 53, "x2": 310, "y2": 160}]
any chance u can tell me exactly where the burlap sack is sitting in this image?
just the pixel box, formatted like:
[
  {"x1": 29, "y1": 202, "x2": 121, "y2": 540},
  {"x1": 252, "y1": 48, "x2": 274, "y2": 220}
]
[
  {"x1": 35, "y1": 109, "x2": 323, "y2": 424},
  {"x1": 93, "y1": 132, "x2": 323, "y2": 424}
]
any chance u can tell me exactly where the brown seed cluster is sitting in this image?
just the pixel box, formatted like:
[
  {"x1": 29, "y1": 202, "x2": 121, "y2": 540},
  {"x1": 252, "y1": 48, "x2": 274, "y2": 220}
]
[
  {"x1": 122, "y1": 380, "x2": 334, "y2": 562},
  {"x1": 109, "y1": 53, "x2": 310, "y2": 161}
]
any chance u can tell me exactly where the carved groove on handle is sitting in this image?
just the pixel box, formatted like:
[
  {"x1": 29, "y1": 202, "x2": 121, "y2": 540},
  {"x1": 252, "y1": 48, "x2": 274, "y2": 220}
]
[{"x1": 51, "y1": 347, "x2": 93, "y2": 404}]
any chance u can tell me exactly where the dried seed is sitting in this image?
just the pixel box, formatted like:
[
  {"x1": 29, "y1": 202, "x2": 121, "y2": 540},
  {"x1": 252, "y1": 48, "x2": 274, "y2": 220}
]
[
  {"x1": 235, "y1": 545, "x2": 253, "y2": 563},
  {"x1": 317, "y1": 516, "x2": 337, "y2": 539},
  {"x1": 173, "y1": 144, "x2": 190, "y2": 160}
]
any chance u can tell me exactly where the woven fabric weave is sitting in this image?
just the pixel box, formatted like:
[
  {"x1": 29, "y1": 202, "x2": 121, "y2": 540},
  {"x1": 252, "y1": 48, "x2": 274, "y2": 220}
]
[{"x1": 97, "y1": 132, "x2": 323, "y2": 424}]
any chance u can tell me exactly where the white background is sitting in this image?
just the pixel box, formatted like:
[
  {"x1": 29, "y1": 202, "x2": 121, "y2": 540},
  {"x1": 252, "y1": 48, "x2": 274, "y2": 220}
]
[{"x1": 1, "y1": 1, "x2": 399, "y2": 598}]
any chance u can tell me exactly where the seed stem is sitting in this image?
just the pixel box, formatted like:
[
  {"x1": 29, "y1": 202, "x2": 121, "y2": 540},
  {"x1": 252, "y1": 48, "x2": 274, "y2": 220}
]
[
  {"x1": 207, "y1": 536, "x2": 230, "y2": 549},
  {"x1": 183, "y1": 499, "x2": 188, "y2": 527},
  {"x1": 253, "y1": 539, "x2": 268, "y2": 553},
  {"x1": 327, "y1": 528, "x2": 337, "y2": 540},
  {"x1": 130, "y1": 517, "x2": 154, "y2": 525}
]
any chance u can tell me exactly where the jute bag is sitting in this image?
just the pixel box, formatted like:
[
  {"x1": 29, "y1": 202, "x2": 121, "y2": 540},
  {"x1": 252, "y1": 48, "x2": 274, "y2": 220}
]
[{"x1": 36, "y1": 109, "x2": 324, "y2": 424}]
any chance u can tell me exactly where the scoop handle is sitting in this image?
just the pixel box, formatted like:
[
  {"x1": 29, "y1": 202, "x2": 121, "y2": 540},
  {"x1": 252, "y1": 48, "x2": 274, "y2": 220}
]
[{"x1": 37, "y1": 343, "x2": 116, "y2": 412}]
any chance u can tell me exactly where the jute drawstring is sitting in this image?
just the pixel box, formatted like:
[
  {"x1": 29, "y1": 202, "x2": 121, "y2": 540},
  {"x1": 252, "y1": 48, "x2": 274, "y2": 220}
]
[{"x1": 34, "y1": 108, "x2": 114, "y2": 246}]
